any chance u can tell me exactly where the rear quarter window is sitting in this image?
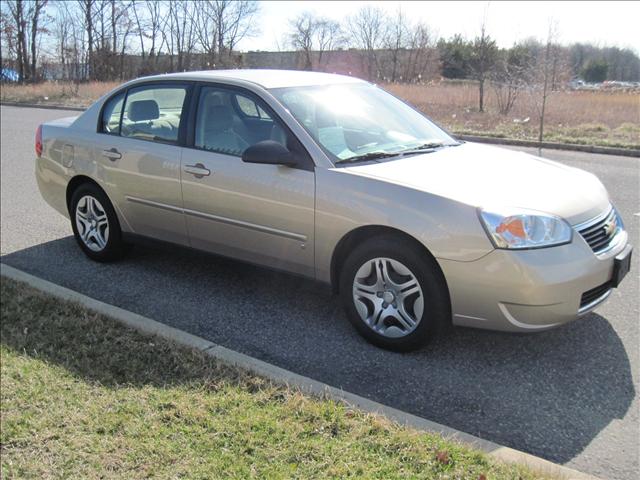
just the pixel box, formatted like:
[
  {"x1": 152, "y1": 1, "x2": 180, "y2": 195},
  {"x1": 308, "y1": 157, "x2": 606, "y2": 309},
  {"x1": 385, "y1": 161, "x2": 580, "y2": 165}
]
[{"x1": 101, "y1": 92, "x2": 124, "y2": 135}]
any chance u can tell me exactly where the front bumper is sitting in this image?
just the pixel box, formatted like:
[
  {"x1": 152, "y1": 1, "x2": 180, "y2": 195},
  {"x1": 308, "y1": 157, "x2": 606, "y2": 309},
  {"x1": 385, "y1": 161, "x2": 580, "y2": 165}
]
[{"x1": 439, "y1": 227, "x2": 630, "y2": 332}]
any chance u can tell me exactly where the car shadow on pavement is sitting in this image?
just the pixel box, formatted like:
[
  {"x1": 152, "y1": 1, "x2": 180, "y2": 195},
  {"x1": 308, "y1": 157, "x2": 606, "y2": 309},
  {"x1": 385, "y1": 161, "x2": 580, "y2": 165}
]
[{"x1": 1, "y1": 236, "x2": 635, "y2": 465}]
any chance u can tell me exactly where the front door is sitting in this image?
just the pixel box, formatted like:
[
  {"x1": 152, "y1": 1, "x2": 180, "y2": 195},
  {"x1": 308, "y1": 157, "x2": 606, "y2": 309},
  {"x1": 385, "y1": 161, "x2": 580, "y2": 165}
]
[{"x1": 180, "y1": 85, "x2": 315, "y2": 277}]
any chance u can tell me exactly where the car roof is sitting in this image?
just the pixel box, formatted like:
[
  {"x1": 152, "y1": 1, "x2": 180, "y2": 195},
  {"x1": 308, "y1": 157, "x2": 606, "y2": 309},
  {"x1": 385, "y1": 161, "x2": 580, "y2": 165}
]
[{"x1": 134, "y1": 69, "x2": 366, "y2": 89}]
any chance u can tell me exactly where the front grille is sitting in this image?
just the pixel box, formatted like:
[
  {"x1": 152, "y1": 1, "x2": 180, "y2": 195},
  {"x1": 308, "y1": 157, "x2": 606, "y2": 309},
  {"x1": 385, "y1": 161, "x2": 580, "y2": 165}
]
[
  {"x1": 580, "y1": 281, "x2": 611, "y2": 309},
  {"x1": 578, "y1": 208, "x2": 618, "y2": 253}
]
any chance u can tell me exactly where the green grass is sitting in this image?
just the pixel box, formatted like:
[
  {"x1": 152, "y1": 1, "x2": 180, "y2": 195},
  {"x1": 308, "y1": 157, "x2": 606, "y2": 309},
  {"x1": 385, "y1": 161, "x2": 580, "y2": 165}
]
[{"x1": 1, "y1": 277, "x2": 547, "y2": 479}]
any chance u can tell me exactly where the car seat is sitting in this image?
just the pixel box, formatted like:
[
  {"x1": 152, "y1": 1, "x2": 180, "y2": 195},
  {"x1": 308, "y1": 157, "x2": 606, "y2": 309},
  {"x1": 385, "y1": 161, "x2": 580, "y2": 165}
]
[{"x1": 200, "y1": 105, "x2": 249, "y2": 155}]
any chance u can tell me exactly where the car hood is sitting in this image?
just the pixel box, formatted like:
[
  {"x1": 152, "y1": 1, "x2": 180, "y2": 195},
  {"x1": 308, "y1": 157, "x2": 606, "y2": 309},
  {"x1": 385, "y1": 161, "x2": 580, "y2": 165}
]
[{"x1": 340, "y1": 142, "x2": 610, "y2": 225}]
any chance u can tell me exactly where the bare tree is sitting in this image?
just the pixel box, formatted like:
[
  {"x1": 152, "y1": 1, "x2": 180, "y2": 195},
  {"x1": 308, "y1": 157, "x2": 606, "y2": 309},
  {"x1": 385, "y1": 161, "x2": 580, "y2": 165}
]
[
  {"x1": 215, "y1": 0, "x2": 259, "y2": 56},
  {"x1": 76, "y1": 0, "x2": 95, "y2": 79},
  {"x1": 53, "y1": 0, "x2": 85, "y2": 81},
  {"x1": 5, "y1": 0, "x2": 48, "y2": 82},
  {"x1": 53, "y1": 1, "x2": 71, "y2": 78},
  {"x1": 519, "y1": 25, "x2": 560, "y2": 143},
  {"x1": 537, "y1": 22, "x2": 559, "y2": 143},
  {"x1": 162, "y1": 0, "x2": 197, "y2": 71},
  {"x1": 287, "y1": 11, "x2": 342, "y2": 70},
  {"x1": 288, "y1": 12, "x2": 316, "y2": 70},
  {"x1": 8, "y1": 0, "x2": 27, "y2": 80},
  {"x1": 348, "y1": 5, "x2": 385, "y2": 80},
  {"x1": 29, "y1": 0, "x2": 47, "y2": 80},
  {"x1": 404, "y1": 21, "x2": 438, "y2": 83},
  {"x1": 1, "y1": 5, "x2": 18, "y2": 73},
  {"x1": 469, "y1": 18, "x2": 498, "y2": 112},
  {"x1": 131, "y1": 0, "x2": 146, "y2": 60},
  {"x1": 144, "y1": 0, "x2": 162, "y2": 60},
  {"x1": 548, "y1": 42, "x2": 571, "y2": 91},
  {"x1": 377, "y1": 11, "x2": 439, "y2": 84},
  {"x1": 193, "y1": 0, "x2": 258, "y2": 67},
  {"x1": 491, "y1": 43, "x2": 534, "y2": 115},
  {"x1": 131, "y1": 0, "x2": 163, "y2": 72},
  {"x1": 384, "y1": 6, "x2": 407, "y2": 82},
  {"x1": 107, "y1": 0, "x2": 133, "y2": 78},
  {"x1": 193, "y1": 1, "x2": 218, "y2": 66},
  {"x1": 315, "y1": 17, "x2": 342, "y2": 67},
  {"x1": 82, "y1": 0, "x2": 132, "y2": 79},
  {"x1": 96, "y1": 0, "x2": 106, "y2": 52}
]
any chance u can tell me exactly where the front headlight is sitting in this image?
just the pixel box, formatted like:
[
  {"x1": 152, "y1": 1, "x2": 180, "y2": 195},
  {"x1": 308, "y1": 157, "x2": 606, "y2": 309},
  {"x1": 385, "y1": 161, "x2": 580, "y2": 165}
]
[{"x1": 479, "y1": 208, "x2": 572, "y2": 249}]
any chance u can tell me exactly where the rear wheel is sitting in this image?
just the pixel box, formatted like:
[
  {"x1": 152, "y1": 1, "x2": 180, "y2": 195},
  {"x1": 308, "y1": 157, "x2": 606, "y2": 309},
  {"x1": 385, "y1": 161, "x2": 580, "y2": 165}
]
[
  {"x1": 70, "y1": 183, "x2": 125, "y2": 262},
  {"x1": 339, "y1": 235, "x2": 450, "y2": 351}
]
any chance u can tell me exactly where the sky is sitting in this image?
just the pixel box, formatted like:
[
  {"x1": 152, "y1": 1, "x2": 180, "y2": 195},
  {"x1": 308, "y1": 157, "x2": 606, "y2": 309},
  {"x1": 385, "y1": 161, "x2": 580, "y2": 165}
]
[{"x1": 237, "y1": 1, "x2": 640, "y2": 53}]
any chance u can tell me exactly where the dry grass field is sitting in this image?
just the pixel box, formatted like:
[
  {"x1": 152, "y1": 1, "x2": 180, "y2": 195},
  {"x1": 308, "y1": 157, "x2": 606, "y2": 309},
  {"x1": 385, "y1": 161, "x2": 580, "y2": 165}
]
[
  {"x1": 1, "y1": 79, "x2": 638, "y2": 148},
  {"x1": 0, "y1": 81, "x2": 120, "y2": 107},
  {"x1": 386, "y1": 81, "x2": 640, "y2": 149}
]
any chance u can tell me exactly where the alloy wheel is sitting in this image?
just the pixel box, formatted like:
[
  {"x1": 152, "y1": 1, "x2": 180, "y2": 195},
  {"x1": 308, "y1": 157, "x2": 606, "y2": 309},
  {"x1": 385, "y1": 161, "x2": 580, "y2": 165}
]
[
  {"x1": 75, "y1": 195, "x2": 110, "y2": 252},
  {"x1": 352, "y1": 257, "x2": 424, "y2": 338}
]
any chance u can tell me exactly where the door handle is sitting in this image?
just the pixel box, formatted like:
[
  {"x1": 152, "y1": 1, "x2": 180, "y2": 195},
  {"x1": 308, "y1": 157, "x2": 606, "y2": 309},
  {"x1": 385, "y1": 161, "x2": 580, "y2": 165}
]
[
  {"x1": 102, "y1": 148, "x2": 121, "y2": 161},
  {"x1": 184, "y1": 163, "x2": 211, "y2": 178}
]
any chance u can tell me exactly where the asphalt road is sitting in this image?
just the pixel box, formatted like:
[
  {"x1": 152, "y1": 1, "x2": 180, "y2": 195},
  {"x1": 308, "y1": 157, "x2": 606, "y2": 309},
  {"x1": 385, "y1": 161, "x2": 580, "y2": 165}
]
[{"x1": 2, "y1": 105, "x2": 638, "y2": 480}]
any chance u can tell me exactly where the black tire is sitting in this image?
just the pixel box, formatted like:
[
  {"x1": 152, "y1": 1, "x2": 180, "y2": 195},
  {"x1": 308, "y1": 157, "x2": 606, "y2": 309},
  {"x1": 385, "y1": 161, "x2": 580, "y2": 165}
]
[
  {"x1": 339, "y1": 235, "x2": 450, "y2": 352},
  {"x1": 69, "y1": 183, "x2": 126, "y2": 262}
]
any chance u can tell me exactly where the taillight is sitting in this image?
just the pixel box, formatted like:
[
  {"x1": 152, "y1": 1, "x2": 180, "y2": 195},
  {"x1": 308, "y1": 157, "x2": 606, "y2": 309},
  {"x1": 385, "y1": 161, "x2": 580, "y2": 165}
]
[{"x1": 35, "y1": 124, "x2": 43, "y2": 157}]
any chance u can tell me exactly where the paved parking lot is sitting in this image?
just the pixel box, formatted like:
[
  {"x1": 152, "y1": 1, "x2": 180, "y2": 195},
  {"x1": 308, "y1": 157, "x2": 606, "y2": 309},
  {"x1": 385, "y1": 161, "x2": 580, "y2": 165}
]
[{"x1": 1, "y1": 105, "x2": 638, "y2": 479}]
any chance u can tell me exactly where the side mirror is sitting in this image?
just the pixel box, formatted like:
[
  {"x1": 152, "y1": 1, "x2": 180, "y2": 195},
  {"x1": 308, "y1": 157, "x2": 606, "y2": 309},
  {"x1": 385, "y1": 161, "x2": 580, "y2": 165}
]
[{"x1": 242, "y1": 140, "x2": 298, "y2": 167}]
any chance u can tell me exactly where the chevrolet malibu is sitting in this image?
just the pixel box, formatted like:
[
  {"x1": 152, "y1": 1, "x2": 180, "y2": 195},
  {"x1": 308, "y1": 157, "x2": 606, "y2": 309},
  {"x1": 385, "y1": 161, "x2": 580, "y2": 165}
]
[{"x1": 35, "y1": 70, "x2": 632, "y2": 351}]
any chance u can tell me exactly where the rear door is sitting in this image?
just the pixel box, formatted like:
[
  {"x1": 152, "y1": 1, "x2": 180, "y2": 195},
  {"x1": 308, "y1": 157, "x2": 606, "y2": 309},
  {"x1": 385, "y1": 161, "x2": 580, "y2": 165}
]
[
  {"x1": 180, "y1": 84, "x2": 316, "y2": 277},
  {"x1": 95, "y1": 82, "x2": 191, "y2": 245}
]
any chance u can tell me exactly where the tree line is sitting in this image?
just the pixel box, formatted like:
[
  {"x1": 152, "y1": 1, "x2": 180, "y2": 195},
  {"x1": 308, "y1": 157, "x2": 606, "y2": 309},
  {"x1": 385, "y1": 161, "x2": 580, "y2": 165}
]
[
  {"x1": 1, "y1": 1, "x2": 638, "y2": 104},
  {"x1": 1, "y1": 0, "x2": 260, "y2": 82}
]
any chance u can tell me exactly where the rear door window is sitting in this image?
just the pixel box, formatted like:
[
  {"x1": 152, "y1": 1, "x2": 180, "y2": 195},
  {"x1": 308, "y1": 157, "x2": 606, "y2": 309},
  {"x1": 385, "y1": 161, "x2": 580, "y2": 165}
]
[{"x1": 120, "y1": 85, "x2": 187, "y2": 144}]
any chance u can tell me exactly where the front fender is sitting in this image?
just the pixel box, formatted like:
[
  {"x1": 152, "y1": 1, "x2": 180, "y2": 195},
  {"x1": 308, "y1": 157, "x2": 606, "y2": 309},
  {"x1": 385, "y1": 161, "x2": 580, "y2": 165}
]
[{"x1": 314, "y1": 167, "x2": 493, "y2": 283}]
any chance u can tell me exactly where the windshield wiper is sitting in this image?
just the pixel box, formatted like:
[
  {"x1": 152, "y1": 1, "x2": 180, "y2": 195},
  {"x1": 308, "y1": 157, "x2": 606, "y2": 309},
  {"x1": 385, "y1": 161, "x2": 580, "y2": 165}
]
[
  {"x1": 393, "y1": 140, "x2": 456, "y2": 156},
  {"x1": 334, "y1": 151, "x2": 400, "y2": 165},
  {"x1": 334, "y1": 141, "x2": 461, "y2": 165}
]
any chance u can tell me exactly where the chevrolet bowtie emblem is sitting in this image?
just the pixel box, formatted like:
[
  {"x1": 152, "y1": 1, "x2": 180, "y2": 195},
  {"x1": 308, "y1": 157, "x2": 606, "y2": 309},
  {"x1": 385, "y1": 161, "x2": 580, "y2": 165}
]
[{"x1": 603, "y1": 218, "x2": 617, "y2": 235}]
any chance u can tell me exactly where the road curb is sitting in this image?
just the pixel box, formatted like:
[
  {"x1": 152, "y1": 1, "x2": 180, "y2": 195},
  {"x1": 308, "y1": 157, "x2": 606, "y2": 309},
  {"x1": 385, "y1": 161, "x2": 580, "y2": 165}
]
[
  {"x1": 1, "y1": 101, "x2": 85, "y2": 112},
  {"x1": 1, "y1": 263, "x2": 599, "y2": 480},
  {"x1": 456, "y1": 134, "x2": 640, "y2": 158},
  {"x1": 2, "y1": 101, "x2": 637, "y2": 158}
]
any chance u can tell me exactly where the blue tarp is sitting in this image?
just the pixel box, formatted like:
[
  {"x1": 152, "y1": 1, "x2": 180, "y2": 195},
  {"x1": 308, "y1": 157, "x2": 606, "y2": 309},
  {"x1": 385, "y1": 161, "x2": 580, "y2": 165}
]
[{"x1": 1, "y1": 68, "x2": 20, "y2": 82}]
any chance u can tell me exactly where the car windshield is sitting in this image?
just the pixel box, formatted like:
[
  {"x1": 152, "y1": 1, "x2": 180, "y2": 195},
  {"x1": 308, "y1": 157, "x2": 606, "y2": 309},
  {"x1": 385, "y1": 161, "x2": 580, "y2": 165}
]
[{"x1": 270, "y1": 82, "x2": 458, "y2": 165}]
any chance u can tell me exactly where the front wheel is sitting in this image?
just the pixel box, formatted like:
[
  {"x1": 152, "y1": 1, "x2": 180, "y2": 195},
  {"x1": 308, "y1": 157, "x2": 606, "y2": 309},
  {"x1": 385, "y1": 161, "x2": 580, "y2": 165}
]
[
  {"x1": 70, "y1": 183, "x2": 126, "y2": 262},
  {"x1": 339, "y1": 236, "x2": 450, "y2": 351}
]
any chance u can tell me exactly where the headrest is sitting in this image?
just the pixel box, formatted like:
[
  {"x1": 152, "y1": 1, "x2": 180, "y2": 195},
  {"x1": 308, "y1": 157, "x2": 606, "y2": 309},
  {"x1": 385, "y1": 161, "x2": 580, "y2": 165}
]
[
  {"x1": 287, "y1": 101, "x2": 307, "y2": 121},
  {"x1": 270, "y1": 124, "x2": 287, "y2": 145},
  {"x1": 205, "y1": 105, "x2": 233, "y2": 133},
  {"x1": 128, "y1": 100, "x2": 159, "y2": 122}
]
